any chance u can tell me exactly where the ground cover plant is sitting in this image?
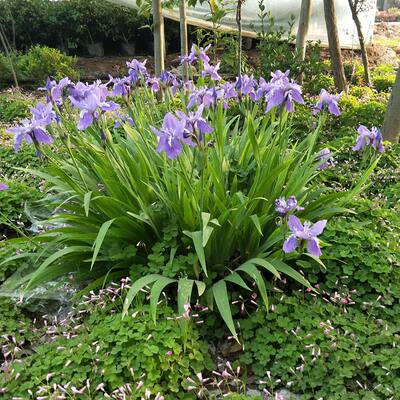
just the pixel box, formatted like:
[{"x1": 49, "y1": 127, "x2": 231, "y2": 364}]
[{"x1": 0, "y1": 40, "x2": 399, "y2": 399}]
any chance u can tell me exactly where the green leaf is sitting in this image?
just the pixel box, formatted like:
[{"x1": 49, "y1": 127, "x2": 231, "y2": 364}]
[
  {"x1": 123, "y1": 274, "x2": 161, "y2": 317},
  {"x1": 91, "y1": 219, "x2": 115, "y2": 270},
  {"x1": 236, "y1": 262, "x2": 269, "y2": 310},
  {"x1": 270, "y1": 259, "x2": 311, "y2": 288},
  {"x1": 250, "y1": 215, "x2": 263, "y2": 236},
  {"x1": 177, "y1": 278, "x2": 194, "y2": 314},
  {"x1": 26, "y1": 246, "x2": 91, "y2": 290},
  {"x1": 248, "y1": 257, "x2": 280, "y2": 279},
  {"x1": 195, "y1": 280, "x2": 206, "y2": 296},
  {"x1": 224, "y1": 272, "x2": 252, "y2": 291},
  {"x1": 83, "y1": 191, "x2": 92, "y2": 217},
  {"x1": 212, "y1": 280, "x2": 237, "y2": 341},
  {"x1": 183, "y1": 230, "x2": 208, "y2": 277},
  {"x1": 150, "y1": 277, "x2": 176, "y2": 322}
]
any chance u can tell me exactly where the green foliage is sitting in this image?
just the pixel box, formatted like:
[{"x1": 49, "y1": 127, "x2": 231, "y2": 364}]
[
  {"x1": 333, "y1": 93, "x2": 388, "y2": 129},
  {"x1": 1, "y1": 306, "x2": 211, "y2": 399},
  {"x1": 0, "y1": 140, "x2": 40, "y2": 182},
  {"x1": 8, "y1": 83, "x2": 367, "y2": 339},
  {"x1": 0, "y1": 240, "x2": 36, "y2": 283},
  {"x1": 240, "y1": 292, "x2": 400, "y2": 400},
  {"x1": 0, "y1": 0, "x2": 150, "y2": 54},
  {"x1": 256, "y1": 2, "x2": 324, "y2": 82},
  {"x1": 317, "y1": 199, "x2": 400, "y2": 301},
  {"x1": 0, "y1": 298, "x2": 37, "y2": 351},
  {"x1": 303, "y1": 73, "x2": 334, "y2": 96},
  {"x1": 0, "y1": 90, "x2": 33, "y2": 123},
  {"x1": 0, "y1": 180, "x2": 42, "y2": 232},
  {"x1": 320, "y1": 132, "x2": 400, "y2": 208},
  {"x1": 0, "y1": 46, "x2": 78, "y2": 85}
]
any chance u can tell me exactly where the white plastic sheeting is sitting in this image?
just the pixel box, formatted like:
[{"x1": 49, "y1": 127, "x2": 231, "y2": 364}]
[{"x1": 108, "y1": 0, "x2": 377, "y2": 48}]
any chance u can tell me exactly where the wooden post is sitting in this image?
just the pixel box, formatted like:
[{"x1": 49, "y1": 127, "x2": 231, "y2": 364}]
[
  {"x1": 323, "y1": 0, "x2": 347, "y2": 92},
  {"x1": 296, "y1": 0, "x2": 312, "y2": 61},
  {"x1": 152, "y1": 0, "x2": 165, "y2": 77},
  {"x1": 179, "y1": 0, "x2": 189, "y2": 81},
  {"x1": 382, "y1": 66, "x2": 400, "y2": 143}
]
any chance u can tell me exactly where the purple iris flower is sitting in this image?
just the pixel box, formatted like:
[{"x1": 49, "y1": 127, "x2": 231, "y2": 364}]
[
  {"x1": 317, "y1": 148, "x2": 335, "y2": 170},
  {"x1": 187, "y1": 87, "x2": 215, "y2": 109},
  {"x1": 40, "y1": 77, "x2": 72, "y2": 106},
  {"x1": 353, "y1": 125, "x2": 384, "y2": 153},
  {"x1": 127, "y1": 59, "x2": 148, "y2": 83},
  {"x1": 202, "y1": 62, "x2": 222, "y2": 81},
  {"x1": 110, "y1": 76, "x2": 131, "y2": 97},
  {"x1": 283, "y1": 215, "x2": 327, "y2": 257},
  {"x1": 160, "y1": 71, "x2": 176, "y2": 86},
  {"x1": 265, "y1": 80, "x2": 304, "y2": 113},
  {"x1": 146, "y1": 76, "x2": 161, "y2": 92},
  {"x1": 151, "y1": 113, "x2": 189, "y2": 159},
  {"x1": 313, "y1": 89, "x2": 343, "y2": 116},
  {"x1": 236, "y1": 74, "x2": 257, "y2": 99},
  {"x1": 275, "y1": 195, "x2": 304, "y2": 217},
  {"x1": 176, "y1": 105, "x2": 213, "y2": 142},
  {"x1": 179, "y1": 45, "x2": 198, "y2": 65},
  {"x1": 198, "y1": 44, "x2": 211, "y2": 63},
  {"x1": 171, "y1": 78, "x2": 183, "y2": 95},
  {"x1": 69, "y1": 86, "x2": 119, "y2": 130},
  {"x1": 7, "y1": 118, "x2": 53, "y2": 152},
  {"x1": 0, "y1": 182, "x2": 9, "y2": 191},
  {"x1": 30, "y1": 102, "x2": 57, "y2": 126},
  {"x1": 114, "y1": 114, "x2": 135, "y2": 129},
  {"x1": 270, "y1": 70, "x2": 290, "y2": 85}
]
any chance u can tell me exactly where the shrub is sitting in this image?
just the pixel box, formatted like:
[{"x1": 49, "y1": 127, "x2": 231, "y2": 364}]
[
  {"x1": 256, "y1": 2, "x2": 324, "y2": 82},
  {"x1": 0, "y1": 46, "x2": 78, "y2": 85},
  {"x1": 0, "y1": 90, "x2": 33, "y2": 123},
  {"x1": 334, "y1": 94, "x2": 387, "y2": 128},
  {"x1": 303, "y1": 73, "x2": 334, "y2": 96},
  {"x1": 0, "y1": 306, "x2": 211, "y2": 399}
]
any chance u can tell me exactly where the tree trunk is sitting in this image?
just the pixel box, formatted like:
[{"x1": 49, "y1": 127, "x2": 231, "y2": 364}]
[
  {"x1": 179, "y1": 0, "x2": 189, "y2": 81},
  {"x1": 152, "y1": 0, "x2": 165, "y2": 77},
  {"x1": 382, "y1": 66, "x2": 400, "y2": 143},
  {"x1": 348, "y1": 0, "x2": 370, "y2": 86},
  {"x1": 296, "y1": 0, "x2": 312, "y2": 61},
  {"x1": 323, "y1": 0, "x2": 347, "y2": 92},
  {"x1": 236, "y1": 0, "x2": 243, "y2": 80}
]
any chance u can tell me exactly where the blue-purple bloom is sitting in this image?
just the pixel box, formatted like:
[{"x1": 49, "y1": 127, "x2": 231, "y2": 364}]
[
  {"x1": 353, "y1": 125, "x2": 384, "y2": 153},
  {"x1": 317, "y1": 148, "x2": 335, "y2": 170},
  {"x1": 0, "y1": 182, "x2": 9, "y2": 191},
  {"x1": 7, "y1": 118, "x2": 53, "y2": 152},
  {"x1": 151, "y1": 113, "x2": 189, "y2": 159},
  {"x1": 146, "y1": 76, "x2": 161, "y2": 92},
  {"x1": 159, "y1": 71, "x2": 176, "y2": 86},
  {"x1": 275, "y1": 195, "x2": 304, "y2": 217},
  {"x1": 30, "y1": 102, "x2": 57, "y2": 126},
  {"x1": 176, "y1": 105, "x2": 213, "y2": 142},
  {"x1": 40, "y1": 77, "x2": 72, "y2": 106},
  {"x1": 202, "y1": 62, "x2": 222, "y2": 81},
  {"x1": 110, "y1": 76, "x2": 131, "y2": 97},
  {"x1": 69, "y1": 86, "x2": 119, "y2": 130},
  {"x1": 283, "y1": 215, "x2": 327, "y2": 257},
  {"x1": 313, "y1": 89, "x2": 342, "y2": 116},
  {"x1": 264, "y1": 71, "x2": 304, "y2": 112},
  {"x1": 127, "y1": 59, "x2": 148, "y2": 83},
  {"x1": 187, "y1": 87, "x2": 217, "y2": 109}
]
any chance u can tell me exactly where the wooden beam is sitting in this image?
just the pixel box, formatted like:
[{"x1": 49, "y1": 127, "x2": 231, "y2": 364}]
[{"x1": 152, "y1": 0, "x2": 165, "y2": 76}]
